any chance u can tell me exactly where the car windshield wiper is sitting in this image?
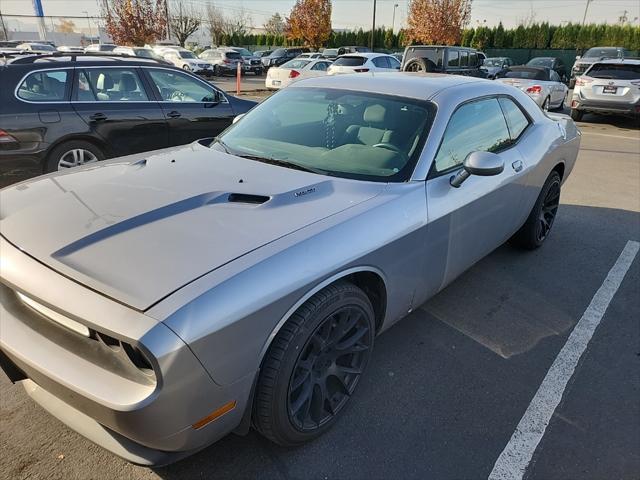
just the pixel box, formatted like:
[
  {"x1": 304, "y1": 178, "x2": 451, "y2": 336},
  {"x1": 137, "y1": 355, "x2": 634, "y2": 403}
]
[
  {"x1": 213, "y1": 136, "x2": 233, "y2": 154},
  {"x1": 236, "y1": 154, "x2": 328, "y2": 176}
]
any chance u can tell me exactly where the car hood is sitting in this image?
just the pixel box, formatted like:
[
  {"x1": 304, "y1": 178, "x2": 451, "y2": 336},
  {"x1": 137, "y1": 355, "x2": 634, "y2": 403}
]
[{"x1": 0, "y1": 142, "x2": 384, "y2": 311}]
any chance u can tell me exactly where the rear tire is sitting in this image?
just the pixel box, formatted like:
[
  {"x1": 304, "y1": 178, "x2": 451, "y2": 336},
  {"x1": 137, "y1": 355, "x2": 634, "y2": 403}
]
[
  {"x1": 542, "y1": 97, "x2": 551, "y2": 111},
  {"x1": 253, "y1": 281, "x2": 375, "y2": 446},
  {"x1": 510, "y1": 171, "x2": 561, "y2": 250},
  {"x1": 45, "y1": 140, "x2": 105, "y2": 173},
  {"x1": 570, "y1": 109, "x2": 583, "y2": 121}
]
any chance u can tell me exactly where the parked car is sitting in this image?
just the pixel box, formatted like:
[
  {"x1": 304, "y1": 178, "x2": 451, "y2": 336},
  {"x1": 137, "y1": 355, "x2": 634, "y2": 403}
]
[
  {"x1": 227, "y1": 47, "x2": 263, "y2": 75},
  {"x1": 297, "y1": 52, "x2": 323, "y2": 60},
  {"x1": 163, "y1": 49, "x2": 214, "y2": 76},
  {"x1": 327, "y1": 53, "x2": 401, "y2": 75},
  {"x1": 198, "y1": 48, "x2": 243, "y2": 76},
  {"x1": 526, "y1": 57, "x2": 568, "y2": 83},
  {"x1": 570, "y1": 46, "x2": 633, "y2": 88},
  {"x1": 496, "y1": 66, "x2": 568, "y2": 111},
  {"x1": 16, "y1": 42, "x2": 56, "y2": 54},
  {"x1": 261, "y1": 47, "x2": 310, "y2": 69},
  {"x1": 321, "y1": 48, "x2": 340, "y2": 60},
  {"x1": 338, "y1": 46, "x2": 371, "y2": 54},
  {"x1": 481, "y1": 57, "x2": 515, "y2": 79},
  {"x1": 0, "y1": 54, "x2": 255, "y2": 184},
  {"x1": 84, "y1": 43, "x2": 117, "y2": 53},
  {"x1": 56, "y1": 46, "x2": 84, "y2": 53},
  {"x1": 113, "y1": 46, "x2": 166, "y2": 62},
  {"x1": 265, "y1": 58, "x2": 333, "y2": 89},
  {"x1": 570, "y1": 58, "x2": 640, "y2": 121},
  {"x1": 254, "y1": 50, "x2": 272, "y2": 58},
  {"x1": 0, "y1": 73, "x2": 579, "y2": 466},
  {"x1": 401, "y1": 45, "x2": 486, "y2": 77}
]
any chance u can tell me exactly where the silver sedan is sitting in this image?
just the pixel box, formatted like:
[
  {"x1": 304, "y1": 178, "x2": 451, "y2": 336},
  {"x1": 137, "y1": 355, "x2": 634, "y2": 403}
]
[{"x1": 0, "y1": 73, "x2": 580, "y2": 466}]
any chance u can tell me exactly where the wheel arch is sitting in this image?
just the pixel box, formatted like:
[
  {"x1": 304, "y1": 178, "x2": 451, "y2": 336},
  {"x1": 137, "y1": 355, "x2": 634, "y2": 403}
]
[
  {"x1": 552, "y1": 161, "x2": 565, "y2": 181},
  {"x1": 42, "y1": 135, "x2": 111, "y2": 172}
]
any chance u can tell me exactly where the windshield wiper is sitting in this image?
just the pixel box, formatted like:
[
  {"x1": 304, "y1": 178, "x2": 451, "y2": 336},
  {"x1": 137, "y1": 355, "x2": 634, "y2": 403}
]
[
  {"x1": 213, "y1": 136, "x2": 233, "y2": 154},
  {"x1": 236, "y1": 154, "x2": 328, "y2": 175}
]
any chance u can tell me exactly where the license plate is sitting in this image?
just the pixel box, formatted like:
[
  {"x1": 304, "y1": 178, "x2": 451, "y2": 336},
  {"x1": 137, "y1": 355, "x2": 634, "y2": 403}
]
[
  {"x1": 603, "y1": 85, "x2": 617, "y2": 94},
  {"x1": 272, "y1": 80, "x2": 281, "y2": 86}
]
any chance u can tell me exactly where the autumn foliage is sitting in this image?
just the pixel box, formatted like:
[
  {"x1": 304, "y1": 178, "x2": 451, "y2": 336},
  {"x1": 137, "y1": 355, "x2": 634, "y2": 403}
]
[
  {"x1": 407, "y1": 0, "x2": 472, "y2": 46},
  {"x1": 286, "y1": 0, "x2": 332, "y2": 49},
  {"x1": 103, "y1": 0, "x2": 167, "y2": 46}
]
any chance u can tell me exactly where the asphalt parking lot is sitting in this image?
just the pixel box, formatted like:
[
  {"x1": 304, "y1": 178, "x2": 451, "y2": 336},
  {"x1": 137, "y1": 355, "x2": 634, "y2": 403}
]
[{"x1": 1, "y1": 109, "x2": 639, "y2": 479}]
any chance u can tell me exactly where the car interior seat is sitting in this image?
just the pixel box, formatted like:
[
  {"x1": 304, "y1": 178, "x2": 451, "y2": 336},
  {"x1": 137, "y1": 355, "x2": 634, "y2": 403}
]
[
  {"x1": 117, "y1": 72, "x2": 144, "y2": 101},
  {"x1": 96, "y1": 73, "x2": 114, "y2": 101},
  {"x1": 343, "y1": 104, "x2": 394, "y2": 146}
]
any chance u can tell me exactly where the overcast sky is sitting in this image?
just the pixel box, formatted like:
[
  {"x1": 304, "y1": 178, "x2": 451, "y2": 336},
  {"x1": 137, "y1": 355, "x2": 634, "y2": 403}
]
[{"x1": 1, "y1": 0, "x2": 639, "y2": 32}]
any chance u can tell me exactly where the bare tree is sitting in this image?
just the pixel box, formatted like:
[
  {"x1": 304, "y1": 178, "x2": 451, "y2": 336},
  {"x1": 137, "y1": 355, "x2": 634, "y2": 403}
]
[
  {"x1": 170, "y1": 1, "x2": 201, "y2": 47},
  {"x1": 264, "y1": 13, "x2": 285, "y2": 36},
  {"x1": 206, "y1": 3, "x2": 227, "y2": 46},
  {"x1": 224, "y1": 7, "x2": 252, "y2": 37},
  {"x1": 517, "y1": 2, "x2": 538, "y2": 28}
]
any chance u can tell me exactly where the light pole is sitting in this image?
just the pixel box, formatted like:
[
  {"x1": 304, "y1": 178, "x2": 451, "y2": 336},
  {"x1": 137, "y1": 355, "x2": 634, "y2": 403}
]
[
  {"x1": 82, "y1": 11, "x2": 94, "y2": 43},
  {"x1": 370, "y1": 0, "x2": 376, "y2": 51},
  {"x1": 581, "y1": 0, "x2": 593, "y2": 25},
  {"x1": 392, "y1": 3, "x2": 399, "y2": 33}
]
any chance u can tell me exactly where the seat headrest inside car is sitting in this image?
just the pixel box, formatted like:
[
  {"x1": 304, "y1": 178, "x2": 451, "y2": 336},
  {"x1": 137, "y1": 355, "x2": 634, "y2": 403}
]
[
  {"x1": 363, "y1": 104, "x2": 386, "y2": 125},
  {"x1": 96, "y1": 73, "x2": 114, "y2": 90}
]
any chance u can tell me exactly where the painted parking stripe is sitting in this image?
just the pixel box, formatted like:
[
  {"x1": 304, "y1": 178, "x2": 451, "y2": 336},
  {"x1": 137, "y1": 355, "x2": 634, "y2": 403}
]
[{"x1": 488, "y1": 240, "x2": 640, "y2": 480}]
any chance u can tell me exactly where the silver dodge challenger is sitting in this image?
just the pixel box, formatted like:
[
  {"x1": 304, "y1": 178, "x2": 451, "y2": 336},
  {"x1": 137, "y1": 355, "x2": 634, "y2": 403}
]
[{"x1": 0, "y1": 73, "x2": 580, "y2": 465}]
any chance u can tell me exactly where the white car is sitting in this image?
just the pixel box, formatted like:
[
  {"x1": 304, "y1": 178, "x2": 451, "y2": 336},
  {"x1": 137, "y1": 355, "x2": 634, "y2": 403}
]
[
  {"x1": 297, "y1": 52, "x2": 322, "y2": 60},
  {"x1": 570, "y1": 59, "x2": 640, "y2": 121},
  {"x1": 265, "y1": 58, "x2": 333, "y2": 89},
  {"x1": 163, "y1": 49, "x2": 214, "y2": 76},
  {"x1": 327, "y1": 53, "x2": 401, "y2": 75},
  {"x1": 113, "y1": 46, "x2": 161, "y2": 60},
  {"x1": 16, "y1": 42, "x2": 56, "y2": 54},
  {"x1": 495, "y1": 66, "x2": 568, "y2": 111},
  {"x1": 56, "y1": 46, "x2": 84, "y2": 53},
  {"x1": 84, "y1": 43, "x2": 117, "y2": 53}
]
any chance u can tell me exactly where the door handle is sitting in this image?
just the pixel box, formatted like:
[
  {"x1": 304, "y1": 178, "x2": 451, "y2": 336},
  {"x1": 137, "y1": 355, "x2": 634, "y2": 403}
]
[
  {"x1": 167, "y1": 111, "x2": 182, "y2": 118},
  {"x1": 512, "y1": 160, "x2": 523, "y2": 173},
  {"x1": 89, "y1": 112, "x2": 107, "y2": 121}
]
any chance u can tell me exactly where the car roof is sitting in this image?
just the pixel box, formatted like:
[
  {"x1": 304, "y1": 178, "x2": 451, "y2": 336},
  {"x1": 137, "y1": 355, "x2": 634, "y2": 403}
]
[
  {"x1": 340, "y1": 52, "x2": 390, "y2": 58},
  {"x1": 591, "y1": 58, "x2": 640, "y2": 65},
  {"x1": 3, "y1": 54, "x2": 170, "y2": 67},
  {"x1": 290, "y1": 72, "x2": 488, "y2": 100}
]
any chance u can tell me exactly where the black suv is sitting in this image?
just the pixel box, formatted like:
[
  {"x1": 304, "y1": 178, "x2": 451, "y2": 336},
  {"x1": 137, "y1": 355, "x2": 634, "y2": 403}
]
[
  {"x1": 261, "y1": 47, "x2": 310, "y2": 68},
  {"x1": 401, "y1": 45, "x2": 486, "y2": 77},
  {"x1": 0, "y1": 53, "x2": 255, "y2": 186}
]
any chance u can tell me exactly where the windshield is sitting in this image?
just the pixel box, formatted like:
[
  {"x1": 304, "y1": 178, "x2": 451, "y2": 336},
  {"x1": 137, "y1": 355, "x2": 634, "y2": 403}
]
[
  {"x1": 272, "y1": 48, "x2": 287, "y2": 57},
  {"x1": 215, "y1": 88, "x2": 436, "y2": 182},
  {"x1": 584, "y1": 48, "x2": 625, "y2": 59},
  {"x1": 179, "y1": 51, "x2": 196, "y2": 59},
  {"x1": 484, "y1": 58, "x2": 505, "y2": 67},
  {"x1": 500, "y1": 68, "x2": 549, "y2": 81},
  {"x1": 333, "y1": 56, "x2": 366, "y2": 66},
  {"x1": 587, "y1": 63, "x2": 640, "y2": 79},
  {"x1": 225, "y1": 51, "x2": 242, "y2": 59},
  {"x1": 134, "y1": 48, "x2": 155, "y2": 58},
  {"x1": 30, "y1": 44, "x2": 55, "y2": 51},
  {"x1": 527, "y1": 58, "x2": 552, "y2": 67},
  {"x1": 235, "y1": 48, "x2": 252, "y2": 56},
  {"x1": 281, "y1": 59, "x2": 311, "y2": 69},
  {"x1": 323, "y1": 49, "x2": 338, "y2": 56}
]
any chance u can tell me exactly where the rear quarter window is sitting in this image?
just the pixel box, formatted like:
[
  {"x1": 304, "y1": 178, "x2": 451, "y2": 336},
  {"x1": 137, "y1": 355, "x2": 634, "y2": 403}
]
[{"x1": 17, "y1": 70, "x2": 68, "y2": 101}]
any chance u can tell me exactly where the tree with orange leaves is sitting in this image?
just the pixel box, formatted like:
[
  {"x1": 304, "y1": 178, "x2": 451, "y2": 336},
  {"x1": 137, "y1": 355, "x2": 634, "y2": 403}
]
[
  {"x1": 286, "y1": 0, "x2": 332, "y2": 49},
  {"x1": 103, "y1": 0, "x2": 167, "y2": 46},
  {"x1": 406, "y1": 0, "x2": 472, "y2": 46}
]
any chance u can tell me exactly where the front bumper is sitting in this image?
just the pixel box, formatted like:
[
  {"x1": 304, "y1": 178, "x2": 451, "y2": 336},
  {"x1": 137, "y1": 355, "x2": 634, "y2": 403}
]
[{"x1": 0, "y1": 236, "x2": 254, "y2": 465}]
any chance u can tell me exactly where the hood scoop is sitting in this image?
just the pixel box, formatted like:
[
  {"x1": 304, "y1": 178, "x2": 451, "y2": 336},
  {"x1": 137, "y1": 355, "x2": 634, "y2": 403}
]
[{"x1": 227, "y1": 193, "x2": 270, "y2": 204}]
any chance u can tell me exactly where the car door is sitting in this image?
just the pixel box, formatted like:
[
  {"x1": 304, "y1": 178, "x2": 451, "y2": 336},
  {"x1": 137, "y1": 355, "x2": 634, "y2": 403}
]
[
  {"x1": 144, "y1": 67, "x2": 234, "y2": 146},
  {"x1": 71, "y1": 67, "x2": 169, "y2": 157},
  {"x1": 424, "y1": 96, "x2": 530, "y2": 288}
]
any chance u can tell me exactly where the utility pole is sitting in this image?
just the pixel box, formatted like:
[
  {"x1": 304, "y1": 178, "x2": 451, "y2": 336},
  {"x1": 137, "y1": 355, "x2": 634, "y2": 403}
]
[
  {"x1": 581, "y1": 0, "x2": 593, "y2": 25},
  {"x1": 83, "y1": 11, "x2": 94, "y2": 42},
  {"x1": 370, "y1": 0, "x2": 377, "y2": 51},
  {"x1": 392, "y1": 3, "x2": 398, "y2": 34},
  {"x1": 0, "y1": 8, "x2": 9, "y2": 41},
  {"x1": 32, "y1": 0, "x2": 47, "y2": 41}
]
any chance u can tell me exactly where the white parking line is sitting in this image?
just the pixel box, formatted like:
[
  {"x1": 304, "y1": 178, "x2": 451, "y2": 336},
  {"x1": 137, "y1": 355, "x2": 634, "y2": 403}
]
[{"x1": 488, "y1": 240, "x2": 640, "y2": 480}]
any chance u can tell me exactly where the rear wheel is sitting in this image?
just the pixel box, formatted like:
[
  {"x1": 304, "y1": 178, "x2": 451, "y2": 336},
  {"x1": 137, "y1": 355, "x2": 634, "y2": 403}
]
[
  {"x1": 510, "y1": 171, "x2": 561, "y2": 250},
  {"x1": 45, "y1": 140, "x2": 105, "y2": 173},
  {"x1": 253, "y1": 281, "x2": 375, "y2": 446},
  {"x1": 542, "y1": 97, "x2": 551, "y2": 111},
  {"x1": 570, "y1": 109, "x2": 584, "y2": 121}
]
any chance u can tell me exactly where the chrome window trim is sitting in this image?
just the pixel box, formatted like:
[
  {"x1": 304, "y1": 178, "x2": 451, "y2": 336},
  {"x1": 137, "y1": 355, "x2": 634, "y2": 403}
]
[{"x1": 13, "y1": 65, "x2": 229, "y2": 105}]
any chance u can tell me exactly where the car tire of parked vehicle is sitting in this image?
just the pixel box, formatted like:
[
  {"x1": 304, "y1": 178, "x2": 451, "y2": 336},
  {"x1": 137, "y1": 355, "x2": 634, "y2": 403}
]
[
  {"x1": 45, "y1": 140, "x2": 105, "y2": 173},
  {"x1": 570, "y1": 109, "x2": 584, "y2": 122},
  {"x1": 182, "y1": 65, "x2": 190, "y2": 71},
  {"x1": 542, "y1": 97, "x2": 551, "y2": 111},
  {"x1": 253, "y1": 281, "x2": 375, "y2": 446},
  {"x1": 510, "y1": 171, "x2": 561, "y2": 250},
  {"x1": 554, "y1": 93, "x2": 567, "y2": 111},
  {"x1": 403, "y1": 57, "x2": 437, "y2": 72},
  {"x1": 569, "y1": 79, "x2": 576, "y2": 89}
]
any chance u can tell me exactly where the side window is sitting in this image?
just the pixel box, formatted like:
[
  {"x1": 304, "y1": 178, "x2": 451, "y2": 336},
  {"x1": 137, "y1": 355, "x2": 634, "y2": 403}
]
[
  {"x1": 147, "y1": 69, "x2": 218, "y2": 102},
  {"x1": 372, "y1": 56, "x2": 390, "y2": 68},
  {"x1": 311, "y1": 61, "x2": 330, "y2": 71},
  {"x1": 469, "y1": 52, "x2": 477, "y2": 67},
  {"x1": 447, "y1": 50, "x2": 460, "y2": 68},
  {"x1": 433, "y1": 98, "x2": 510, "y2": 173},
  {"x1": 17, "y1": 70, "x2": 69, "y2": 101},
  {"x1": 76, "y1": 71, "x2": 97, "y2": 101},
  {"x1": 389, "y1": 56, "x2": 401, "y2": 69},
  {"x1": 83, "y1": 68, "x2": 148, "y2": 101},
  {"x1": 498, "y1": 97, "x2": 530, "y2": 141},
  {"x1": 460, "y1": 52, "x2": 469, "y2": 67},
  {"x1": 550, "y1": 70, "x2": 561, "y2": 82}
]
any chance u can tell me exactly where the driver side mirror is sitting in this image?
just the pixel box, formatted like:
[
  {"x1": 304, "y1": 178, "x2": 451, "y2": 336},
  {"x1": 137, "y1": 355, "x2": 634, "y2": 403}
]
[{"x1": 450, "y1": 151, "x2": 504, "y2": 188}]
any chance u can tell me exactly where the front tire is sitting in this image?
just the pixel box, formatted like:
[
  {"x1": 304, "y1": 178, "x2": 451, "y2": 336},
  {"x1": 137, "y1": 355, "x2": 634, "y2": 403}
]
[
  {"x1": 510, "y1": 171, "x2": 561, "y2": 250},
  {"x1": 253, "y1": 281, "x2": 375, "y2": 446}
]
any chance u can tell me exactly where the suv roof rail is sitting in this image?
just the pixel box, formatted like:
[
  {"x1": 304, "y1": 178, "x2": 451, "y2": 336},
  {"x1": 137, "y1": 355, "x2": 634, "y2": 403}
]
[{"x1": 8, "y1": 51, "x2": 164, "y2": 65}]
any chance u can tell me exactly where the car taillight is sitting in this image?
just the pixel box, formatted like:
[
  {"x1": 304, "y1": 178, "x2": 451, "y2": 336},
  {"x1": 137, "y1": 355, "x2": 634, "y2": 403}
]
[
  {"x1": 526, "y1": 85, "x2": 542, "y2": 94},
  {"x1": 0, "y1": 129, "x2": 18, "y2": 144},
  {"x1": 575, "y1": 76, "x2": 593, "y2": 86},
  {"x1": 289, "y1": 70, "x2": 300, "y2": 78},
  {"x1": 354, "y1": 68, "x2": 370, "y2": 73}
]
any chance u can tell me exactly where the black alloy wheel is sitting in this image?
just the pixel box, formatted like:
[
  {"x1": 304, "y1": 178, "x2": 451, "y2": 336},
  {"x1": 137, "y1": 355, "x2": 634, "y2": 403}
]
[{"x1": 536, "y1": 178, "x2": 560, "y2": 243}]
